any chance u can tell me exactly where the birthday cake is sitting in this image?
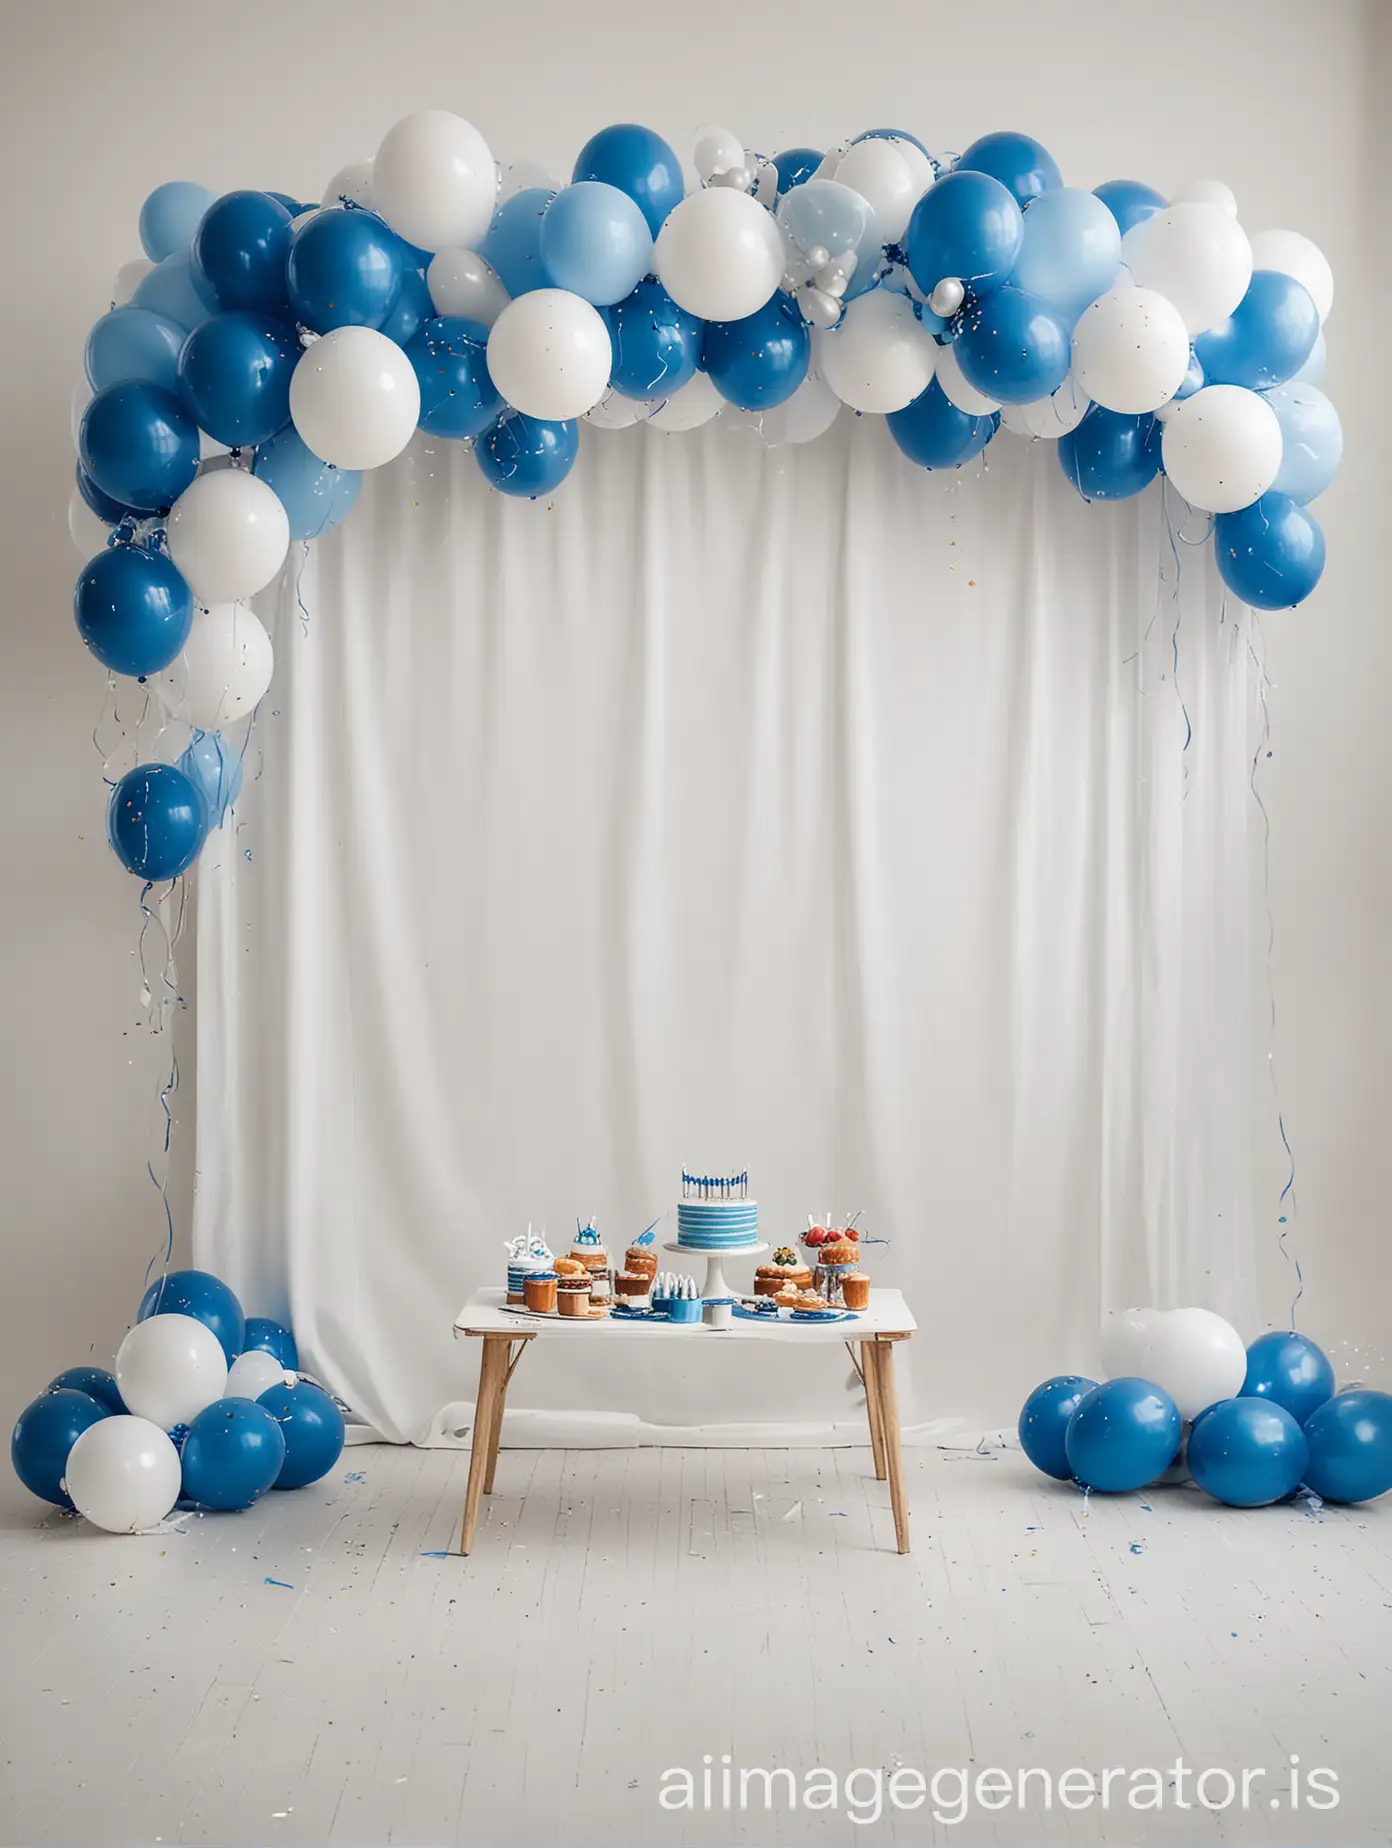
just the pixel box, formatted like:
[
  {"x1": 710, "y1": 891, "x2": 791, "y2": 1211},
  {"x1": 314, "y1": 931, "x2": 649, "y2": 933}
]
[{"x1": 676, "y1": 1170, "x2": 759, "y2": 1250}]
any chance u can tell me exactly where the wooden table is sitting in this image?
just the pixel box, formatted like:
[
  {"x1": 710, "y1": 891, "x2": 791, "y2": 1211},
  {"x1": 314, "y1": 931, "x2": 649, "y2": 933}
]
[{"x1": 452, "y1": 1287, "x2": 916, "y2": 1555}]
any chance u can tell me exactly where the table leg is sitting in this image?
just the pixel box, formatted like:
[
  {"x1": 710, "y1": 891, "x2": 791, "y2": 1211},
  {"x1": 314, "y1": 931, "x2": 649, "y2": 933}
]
[
  {"x1": 860, "y1": 1338, "x2": 888, "y2": 1480},
  {"x1": 483, "y1": 1340, "x2": 527, "y2": 1495},
  {"x1": 459, "y1": 1335, "x2": 510, "y2": 1555},
  {"x1": 871, "y1": 1340, "x2": 910, "y2": 1554}
]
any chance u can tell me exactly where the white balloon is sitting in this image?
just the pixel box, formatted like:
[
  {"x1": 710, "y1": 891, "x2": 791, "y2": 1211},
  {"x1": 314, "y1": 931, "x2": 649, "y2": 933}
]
[
  {"x1": 815, "y1": 290, "x2": 936, "y2": 413},
  {"x1": 889, "y1": 138, "x2": 936, "y2": 199},
  {"x1": 290, "y1": 325, "x2": 422, "y2": 469},
  {"x1": 935, "y1": 338, "x2": 1000, "y2": 416},
  {"x1": 648, "y1": 371, "x2": 723, "y2": 432},
  {"x1": 69, "y1": 487, "x2": 111, "y2": 556},
  {"x1": 373, "y1": 109, "x2": 496, "y2": 253},
  {"x1": 156, "y1": 603, "x2": 274, "y2": 731},
  {"x1": 167, "y1": 469, "x2": 290, "y2": 605},
  {"x1": 585, "y1": 391, "x2": 655, "y2": 430},
  {"x1": 486, "y1": 289, "x2": 612, "y2": 421},
  {"x1": 1071, "y1": 286, "x2": 1190, "y2": 414},
  {"x1": 115, "y1": 1313, "x2": 228, "y2": 1430},
  {"x1": 226, "y1": 1350, "x2": 295, "y2": 1400},
  {"x1": 654, "y1": 188, "x2": 785, "y2": 322},
  {"x1": 64, "y1": 1416, "x2": 182, "y2": 1534},
  {"x1": 428, "y1": 247, "x2": 511, "y2": 326},
  {"x1": 1161, "y1": 384, "x2": 1282, "y2": 513},
  {"x1": 799, "y1": 286, "x2": 843, "y2": 330},
  {"x1": 1249, "y1": 228, "x2": 1334, "y2": 325},
  {"x1": 112, "y1": 257, "x2": 155, "y2": 307},
  {"x1": 758, "y1": 369, "x2": 842, "y2": 445},
  {"x1": 498, "y1": 159, "x2": 557, "y2": 203},
  {"x1": 1121, "y1": 203, "x2": 1252, "y2": 336},
  {"x1": 321, "y1": 159, "x2": 375, "y2": 212},
  {"x1": 694, "y1": 123, "x2": 745, "y2": 182},
  {"x1": 1000, "y1": 373, "x2": 1090, "y2": 439},
  {"x1": 1100, "y1": 1307, "x2": 1166, "y2": 1380},
  {"x1": 1172, "y1": 178, "x2": 1238, "y2": 219},
  {"x1": 1144, "y1": 1308, "x2": 1248, "y2": 1422},
  {"x1": 833, "y1": 137, "x2": 921, "y2": 243}
]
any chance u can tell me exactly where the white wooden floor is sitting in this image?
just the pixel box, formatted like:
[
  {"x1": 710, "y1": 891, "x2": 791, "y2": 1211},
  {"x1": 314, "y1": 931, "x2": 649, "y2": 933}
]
[{"x1": 1, "y1": 1441, "x2": 1389, "y2": 1846}]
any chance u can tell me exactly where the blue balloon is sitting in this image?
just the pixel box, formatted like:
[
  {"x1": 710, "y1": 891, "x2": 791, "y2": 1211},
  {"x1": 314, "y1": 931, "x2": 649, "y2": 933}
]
[
  {"x1": 778, "y1": 180, "x2": 869, "y2": 260},
  {"x1": 76, "y1": 461, "x2": 142, "y2": 527},
  {"x1": 1173, "y1": 348, "x2": 1204, "y2": 404},
  {"x1": 887, "y1": 377, "x2": 997, "y2": 469},
  {"x1": 287, "y1": 209, "x2": 405, "y2": 333},
  {"x1": 1241, "y1": 1331, "x2": 1336, "y2": 1426},
  {"x1": 1194, "y1": 270, "x2": 1319, "y2": 391},
  {"x1": 606, "y1": 278, "x2": 703, "y2": 400},
  {"x1": 252, "y1": 424, "x2": 362, "y2": 540},
  {"x1": 1058, "y1": 405, "x2": 1161, "y2": 501},
  {"x1": 703, "y1": 293, "x2": 809, "y2": 411},
  {"x1": 1303, "y1": 1390, "x2": 1392, "y2": 1503},
  {"x1": 193, "y1": 190, "x2": 293, "y2": 313},
  {"x1": 75, "y1": 544, "x2": 193, "y2": 677},
  {"x1": 1265, "y1": 381, "x2": 1342, "y2": 504},
  {"x1": 539, "y1": 182, "x2": 654, "y2": 308},
  {"x1": 1293, "y1": 326, "x2": 1326, "y2": 385},
  {"x1": 258, "y1": 1379, "x2": 345, "y2": 1488},
  {"x1": 772, "y1": 148, "x2": 824, "y2": 194},
  {"x1": 133, "y1": 252, "x2": 218, "y2": 334},
  {"x1": 1214, "y1": 493, "x2": 1325, "y2": 609},
  {"x1": 80, "y1": 381, "x2": 200, "y2": 512},
  {"x1": 1187, "y1": 1397, "x2": 1309, "y2": 1506},
  {"x1": 405, "y1": 316, "x2": 501, "y2": 439},
  {"x1": 953, "y1": 286, "x2": 1071, "y2": 404},
  {"x1": 378, "y1": 267, "x2": 433, "y2": 347},
  {"x1": 138, "y1": 1269, "x2": 246, "y2": 1362},
  {"x1": 12, "y1": 1389, "x2": 109, "y2": 1507},
  {"x1": 906, "y1": 170, "x2": 1023, "y2": 297},
  {"x1": 572, "y1": 123, "x2": 684, "y2": 238},
  {"x1": 1065, "y1": 1378, "x2": 1181, "y2": 1491},
  {"x1": 476, "y1": 411, "x2": 579, "y2": 498},
  {"x1": 85, "y1": 306, "x2": 185, "y2": 394},
  {"x1": 178, "y1": 311, "x2": 298, "y2": 448},
  {"x1": 956, "y1": 131, "x2": 1062, "y2": 208},
  {"x1": 243, "y1": 1316, "x2": 299, "y2": 1370},
  {"x1": 265, "y1": 191, "x2": 309, "y2": 217},
  {"x1": 1093, "y1": 179, "x2": 1167, "y2": 237},
  {"x1": 177, "y1": 730, "x2": 243, "y2": 827},
  {"x1": 1018, "y1": 1375, "x2": 1097, "y2": 1480},
  {"x1": 840, "y1": 220, "x2": 892, "y2": 302},
  {"x1": 109, "y1": 765, "x2": 206, "y2": 880},
  {"x1": 180, "y1": 1398, "x2": 287, "y2": 1510},
  {"x1": 478, "y1": 188, "x2": 557, "y2": 297},
  {"x1": 1012, "y1": 188, "x2": 1121, "y2": 318},
  {"x1": 48, "y1": 1367, "x2": 126, "y2": 1415},
  {"x1": 139, "y1": 182, "x2": 216, "y2": 262}
]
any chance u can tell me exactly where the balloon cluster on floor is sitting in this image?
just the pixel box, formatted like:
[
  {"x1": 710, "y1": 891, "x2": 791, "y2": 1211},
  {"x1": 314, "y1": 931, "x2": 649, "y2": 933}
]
[
  {"x1": 1019, "y1": 1308, "x2": 1392, "y2": 1508},
  {"x1": 11, "y1": 1271, "x2": 345, "y2": 1533},
  {"x1": 73, "y1": 116, "x2": 1338, "y2": 881}
]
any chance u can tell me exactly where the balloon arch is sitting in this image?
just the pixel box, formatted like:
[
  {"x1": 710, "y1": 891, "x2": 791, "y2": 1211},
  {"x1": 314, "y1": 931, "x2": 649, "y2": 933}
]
[{"x1": 71, "y1": 113, "x2": 1338, "y2": 883}]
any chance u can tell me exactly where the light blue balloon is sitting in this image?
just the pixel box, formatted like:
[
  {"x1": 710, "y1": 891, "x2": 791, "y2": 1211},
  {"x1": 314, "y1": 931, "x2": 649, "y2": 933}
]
[
  {"x1": 1012, "y1": 187, "x2": 1120, "y2": 319},
  {"x1": 538, "y1": 181, "x2": 653, "y2": 307},
  {"x1": 478, "y1": 188, "x2": 556, "y2": 297},
  {"x1": 133, "y1": 252, "x2": 218, "y2": 333},
  {"x1": 139, "y1": 182, "x2": 216, "y2": 262},
  {"x1": 841, "y1": 219, "x2": 890, "y2": 302},
  {"x1": 253, "y1": 424, "x2": 362, "y2": 540},
  {"x1": 177, "y1": 730, "x2": 243, "y2": 827},
  {"x1": 85, "y1": 305, "x2": 185, "y2": 393},
  {"x1": 1265, "y1": 380, "x2": 1343, "y2": 503},
  {"x1": 1293, "y1": 325, "x2": 1326, "y2": 385},
  {"x1": 776, "y1": 180, "x2": 870, "y2": 259}
]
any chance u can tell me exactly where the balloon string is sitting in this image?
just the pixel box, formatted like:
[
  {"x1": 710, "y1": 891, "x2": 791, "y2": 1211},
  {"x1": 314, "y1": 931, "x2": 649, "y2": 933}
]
[
  {"x1": 1158, "y1": 483, "x2": 1194, "y2": 787},
  {"x1": 294, "y1": 539, "x2": 312, "y2": 635},
  {"x1": 136, "y1": 878, "x2": 187, "y2": 1296}
]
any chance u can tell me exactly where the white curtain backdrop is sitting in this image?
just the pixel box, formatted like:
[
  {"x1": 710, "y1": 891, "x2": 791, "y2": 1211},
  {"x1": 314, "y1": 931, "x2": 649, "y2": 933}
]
[{"x1": 194, "y1": 413, "x2": 1267, "y2": 1447}]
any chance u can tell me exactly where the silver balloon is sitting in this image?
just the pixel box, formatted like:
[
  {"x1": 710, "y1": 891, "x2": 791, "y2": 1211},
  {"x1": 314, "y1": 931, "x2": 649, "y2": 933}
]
[
  {"x1": 929, "y1": 277, "x2": 965, "y2": 318},
  {"x1": 799, "y1": 286, "x2": 842, "y2": 330}
]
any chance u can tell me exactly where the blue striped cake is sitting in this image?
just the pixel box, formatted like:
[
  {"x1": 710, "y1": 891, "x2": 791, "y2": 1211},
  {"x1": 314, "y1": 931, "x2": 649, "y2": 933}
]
[{"x1": 676, "y1": 1170, "x2": 759, "y2": 1250}]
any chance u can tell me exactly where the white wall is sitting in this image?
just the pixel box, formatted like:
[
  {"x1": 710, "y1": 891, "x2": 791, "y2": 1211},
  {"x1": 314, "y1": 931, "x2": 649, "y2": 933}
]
[{"x1": 0, "y1": 0, "x2": 1386, "y2": 1453}]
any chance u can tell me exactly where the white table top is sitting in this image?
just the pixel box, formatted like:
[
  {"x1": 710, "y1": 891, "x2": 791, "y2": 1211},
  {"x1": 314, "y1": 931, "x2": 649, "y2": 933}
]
[{"x1": 454, "y1": 1286, "x2": 915, "y2": 1344}]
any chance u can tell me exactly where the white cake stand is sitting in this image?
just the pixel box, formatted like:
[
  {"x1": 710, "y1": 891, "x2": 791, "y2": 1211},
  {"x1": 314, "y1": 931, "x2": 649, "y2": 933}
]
[{"x1": 663, "y1": 1240, "x2": 767, "y2": 1303}]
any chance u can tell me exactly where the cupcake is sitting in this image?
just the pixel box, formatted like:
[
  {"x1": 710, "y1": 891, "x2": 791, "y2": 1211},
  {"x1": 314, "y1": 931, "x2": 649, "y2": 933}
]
[
  {"x1": 557, "y1": 1275, "x2": 592, "y2": 1317},
  {"x1": 625, "y1": 1245, "x2": 659, "y2": 1280},
  {"x1": 840, "y1": 1271, "x2": 871, "y2": 1310},
  {"x1": 819, "y1": 1240, "x2": 858, "y2": 1267},
  {"x1": 523, "y1": 1271, "x2": 558, "y2": 1313}
]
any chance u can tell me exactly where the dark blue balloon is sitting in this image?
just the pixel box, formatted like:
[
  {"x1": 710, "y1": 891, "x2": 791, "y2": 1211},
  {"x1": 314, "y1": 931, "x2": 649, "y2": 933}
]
[
  {"x1": 1241, "y1": 1331, "x2": 1335, "y2": 1425},
  {"x1": 1018, "y1": 1375, "x2": 1097, "y2": 1480},
  {"x1": 287, "y1": 209, "x2": 405, "y2": 333},
  {"x1": 180, "y1": 1398, "x2": 287, "y2": 1510},
  {"x1": 75, "y1": 545, "x2": 193, "y2": 677},
  {"x1": 405, "y1": 316, "x2": 501, "y2": 438},
  {"x1": 47, "y1": 1367, "x2": 126, "y2": 1415},
  {"x1": 1093, "y1": 180, "x2": 1167, "y2": 237},
  {"x1": 138, "y1": 1269, "x2": 246, "y2": 1361},
  {"x1": 955, "y1": 131, "x2": 1061, "y2": 207},
  {"x1": 252, "y1": 424, "x2": 361, "y2": 540},
  {"x1": 12, "y1": 1389, "x2": 109, "y2": 1506},
  {"x1": 139, "y1": 182, "x2": 216, "y2": 262},
  {"x1": 1187, "y1": 1397, "x2": 1309, "y2": 1506},
  {"x1": 888, "y1": 377, "x2": 997, "y2": 469},
  {"x1": 258, "y1": 1379, "x2": 345, "y2": 1489},
  {"x1": 177, "y1": 729, "x2": 243, "y2": 827},
  {"x1": 76, "y1": 461, "x2": 141, "y2": 526},
  {"x1": 243, "y1": 1317, "x2": 299, "y2": 1371},
  {"x1": 1302, "y1": 1390, "x2": 1392, "y2": 1503},
  {"x1": 772, "y1": 147, "x2": 824, "y2": 194},
  {"x1": 85, "y1": 306, "x2": 185, "y2": 394},
  {"x1": 1065, "y1": 1378, "x2": 1181, "y2": 1491},
  {"x1": 108, "y1": 763, "x2": 207, "y2": 880},
  {"x1": 177, "y1": 311, "x2": 298, "y2": 448},
  {"x1": 703, "y1": 293, "x2": 809, "y2": 411},
  {"x1": 1194, "y1": 270, "x2": 1319, "y2": 391},
  {"x1": 378, "y1": 267, "x2": 433, "y2": 347},
  {"x1": 855, "y1": 128, "x2": 933, "y2": 159},
  {"x1": 953, "y1": 286, "x2": 1070, "y2": 405},
  {"x1": 193, "y1": 190, "x2": 293, "y2": 313},
  {"x1": 476, "y1": 411, "x2": 579, "y2": 498},
  {"x1": 265, "y1": 191, "x2": 307, "y2": 216},
  {"x1": 573, "y1": 123, "x2": 684, "y2": 238},
  {"x1": 79, "y1": 381, "x2": 200, "y2": 512},
  {"x1": 1058, "y1": 405, "x2": 1161, "y2": 501},
  {"x1": 1214, "y1": 494, "x2": 1325, "y2": 609},
  {"x1": 478, "y1": 188, "x2": 556, "y2": 297},
  {"x1": 906, "y1": 170, "x2": 1023, "y2": 297},
  {"x1": 606, "y1": 278, "x2": 703, "y2": 400},
  {"x1": 133, "y1": 252, "x2": 218, "y2": 335}
]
